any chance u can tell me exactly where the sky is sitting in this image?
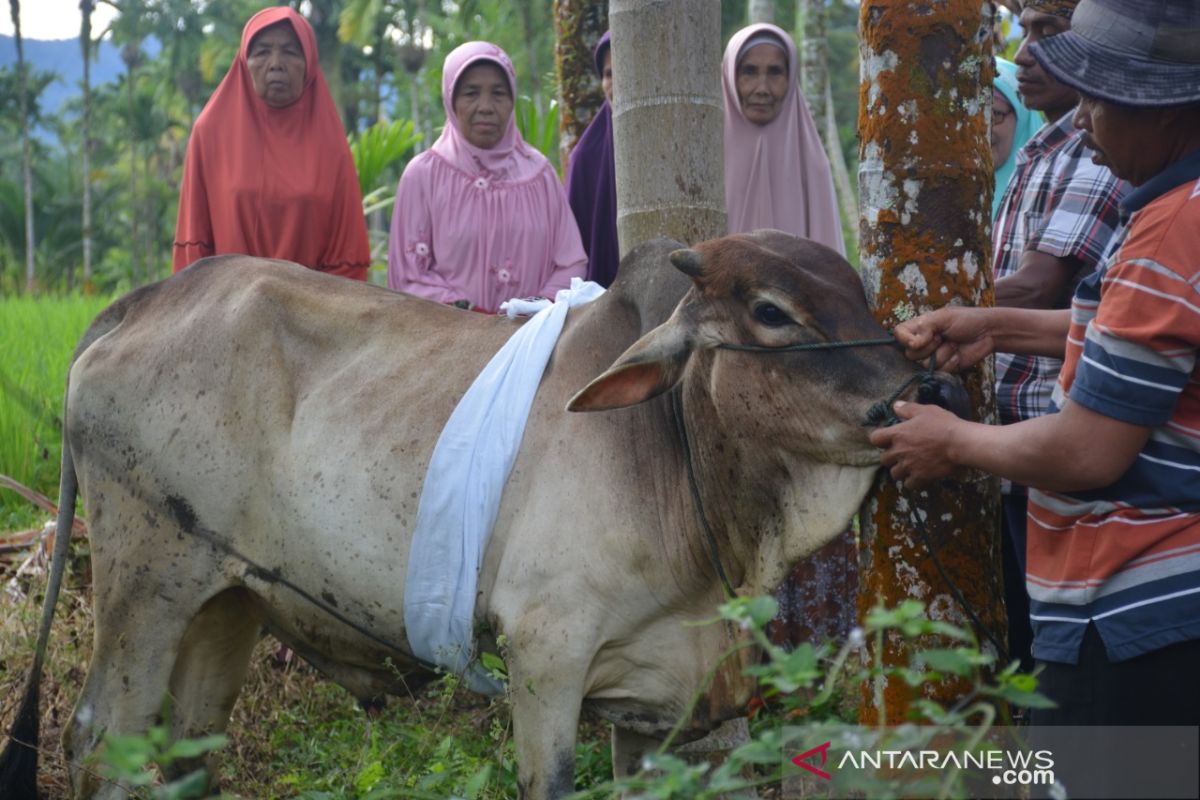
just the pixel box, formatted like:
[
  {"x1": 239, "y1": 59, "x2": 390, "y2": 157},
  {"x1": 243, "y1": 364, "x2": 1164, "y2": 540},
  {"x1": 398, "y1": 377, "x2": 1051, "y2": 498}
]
[{"x1": 0, "y1": 1, "x2": 119, "y2": 41}]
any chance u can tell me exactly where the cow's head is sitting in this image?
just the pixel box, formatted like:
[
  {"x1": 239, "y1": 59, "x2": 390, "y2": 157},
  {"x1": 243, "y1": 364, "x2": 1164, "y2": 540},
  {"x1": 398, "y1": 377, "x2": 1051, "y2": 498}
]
[
  {"x1": 569, "y1": 230, "x2": 962, "y2": 464},
  {"x1": 568, "y1": 230, "x2": 966, "y2": 592}
]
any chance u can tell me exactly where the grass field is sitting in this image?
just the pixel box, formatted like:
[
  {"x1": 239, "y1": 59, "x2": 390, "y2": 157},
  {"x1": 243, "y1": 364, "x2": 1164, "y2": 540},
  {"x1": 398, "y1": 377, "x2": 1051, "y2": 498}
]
[{"x1": 0, "y1": 294, "x2": 114, "y2": 530}]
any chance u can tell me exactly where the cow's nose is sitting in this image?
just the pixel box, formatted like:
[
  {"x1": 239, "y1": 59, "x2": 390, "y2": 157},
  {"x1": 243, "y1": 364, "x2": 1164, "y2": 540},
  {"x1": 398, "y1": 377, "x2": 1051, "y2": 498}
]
[{"x1": 917, "y1": 374, "x2": 970, "y2": 420}]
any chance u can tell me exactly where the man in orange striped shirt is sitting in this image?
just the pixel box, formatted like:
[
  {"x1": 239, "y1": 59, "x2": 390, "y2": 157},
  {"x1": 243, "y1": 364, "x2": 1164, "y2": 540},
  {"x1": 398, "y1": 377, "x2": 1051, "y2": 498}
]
[{"x1": 870, "y1": 0, "x2": 1200, "y2": 729}]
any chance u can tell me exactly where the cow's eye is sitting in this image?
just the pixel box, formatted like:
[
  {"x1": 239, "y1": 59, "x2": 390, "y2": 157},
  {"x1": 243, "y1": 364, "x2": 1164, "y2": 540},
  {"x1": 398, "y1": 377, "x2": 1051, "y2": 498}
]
[{"x1": 753, "y1": 303, "x2": 792, "y2": 327}]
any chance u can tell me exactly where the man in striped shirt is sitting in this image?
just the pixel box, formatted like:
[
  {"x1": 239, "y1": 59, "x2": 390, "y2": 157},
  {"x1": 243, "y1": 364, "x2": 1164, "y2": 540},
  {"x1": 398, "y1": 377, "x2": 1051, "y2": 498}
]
[
  {"x1": 871, "y1": 0, "x2": 1200, "y2": 729},
  {"x1": 991, "y1": 0, "x2": 1128, "y2": 672}
]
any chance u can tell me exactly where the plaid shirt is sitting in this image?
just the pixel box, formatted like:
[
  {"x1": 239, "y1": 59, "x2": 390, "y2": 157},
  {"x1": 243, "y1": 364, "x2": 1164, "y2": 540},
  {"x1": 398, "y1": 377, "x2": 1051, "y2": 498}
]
[{"x1": 993, "y1": 112, "x2": 1128, "y2": 428}]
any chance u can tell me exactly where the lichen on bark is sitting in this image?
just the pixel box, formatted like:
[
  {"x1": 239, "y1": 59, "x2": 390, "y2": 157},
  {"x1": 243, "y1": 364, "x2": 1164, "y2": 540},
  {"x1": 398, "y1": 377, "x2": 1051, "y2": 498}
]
[{"x1": 856, "y1": 0, "x2": 1004, "y2": 724}]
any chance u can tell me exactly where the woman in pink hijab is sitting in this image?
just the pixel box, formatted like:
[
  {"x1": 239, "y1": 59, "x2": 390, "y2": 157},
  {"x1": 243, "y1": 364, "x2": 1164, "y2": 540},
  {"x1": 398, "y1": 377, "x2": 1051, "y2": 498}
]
[
  {"x1": 387, "y1": 42, "x2": 586, "y2": 313},
  {"x1": 722, "y1": 24, "x2": 844, "y2": 255}
]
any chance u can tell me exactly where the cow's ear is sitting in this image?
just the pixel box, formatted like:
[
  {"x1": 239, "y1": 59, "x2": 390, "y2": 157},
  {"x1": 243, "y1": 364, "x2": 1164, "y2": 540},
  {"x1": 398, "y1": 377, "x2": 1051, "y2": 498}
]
[{"x1": 567, "y1": 323, "x2": 692, "y2": 412}]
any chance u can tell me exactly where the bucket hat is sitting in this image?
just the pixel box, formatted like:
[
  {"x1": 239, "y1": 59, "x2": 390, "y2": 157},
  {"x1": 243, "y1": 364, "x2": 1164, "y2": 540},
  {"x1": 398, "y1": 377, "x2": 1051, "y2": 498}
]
[{"x1": 1029, "y1": 0, "x2": 1200, "y2": 107}]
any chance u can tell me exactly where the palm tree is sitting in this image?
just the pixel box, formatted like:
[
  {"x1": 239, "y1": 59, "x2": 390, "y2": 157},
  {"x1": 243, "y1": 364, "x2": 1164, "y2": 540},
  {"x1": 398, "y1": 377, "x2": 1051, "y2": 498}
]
[
  {"x1": 121, "y1": 43, "x2": 144, "y2": 284},
  {"x1": 610, "y1": 0, "x2": 725, "y2": 252},
  {"x1": 80, "y1": 0, "x2": 95, "y2": 288},
  {"x1": 8, "y1": 0, "x2": 36, "y2": 292},
  {"x1": 748, "y1": 0, "x2": 773, "y2": 23}
]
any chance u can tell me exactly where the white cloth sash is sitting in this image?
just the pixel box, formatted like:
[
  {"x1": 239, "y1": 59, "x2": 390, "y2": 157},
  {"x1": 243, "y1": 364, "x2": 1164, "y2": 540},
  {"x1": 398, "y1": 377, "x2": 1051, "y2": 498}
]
[{"x1": 404, "y1": 279, "x2": 606, "y2": 693}]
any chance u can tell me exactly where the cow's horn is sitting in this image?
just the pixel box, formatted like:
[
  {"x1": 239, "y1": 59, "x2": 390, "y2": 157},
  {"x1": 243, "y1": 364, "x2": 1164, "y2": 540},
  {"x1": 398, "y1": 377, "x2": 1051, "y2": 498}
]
[{"x1": 669, "y1": 248, "x2": 704, "y2": 278}]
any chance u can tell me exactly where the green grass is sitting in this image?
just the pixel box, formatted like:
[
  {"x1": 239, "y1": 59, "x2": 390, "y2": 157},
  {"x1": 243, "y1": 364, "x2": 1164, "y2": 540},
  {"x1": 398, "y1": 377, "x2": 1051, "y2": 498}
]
[{"x1": 0, "y1": 293, "x2": 114, "y2": 529}]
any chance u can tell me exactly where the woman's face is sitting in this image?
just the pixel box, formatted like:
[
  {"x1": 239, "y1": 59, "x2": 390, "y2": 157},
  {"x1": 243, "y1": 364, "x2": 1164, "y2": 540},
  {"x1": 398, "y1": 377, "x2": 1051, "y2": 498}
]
[
  {"x1": 453, "y1": 61, "x2": 514, "y2": 150},
  {"x1": 247, "y1": 22, "x2": 307, "y2": 108},
  {"x1": 601, "y1": 48, "x2": 613, "y2": 106},
  {"x1": 736, "y1": 42, "x2": 788, "y2": 126},
  {"x1": 991, "y1": 89, "x2": 1016, "y2": 168}
]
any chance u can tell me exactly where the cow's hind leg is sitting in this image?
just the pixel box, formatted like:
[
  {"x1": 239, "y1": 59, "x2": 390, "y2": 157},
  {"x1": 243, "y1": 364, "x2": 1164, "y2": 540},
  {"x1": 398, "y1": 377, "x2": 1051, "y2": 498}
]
[
  {"x1": 63, "y1": 592, "x2": 195, "y2": 800},
  {"x1": 165, "y1": 587, "x2": 262, "y2": 784}
]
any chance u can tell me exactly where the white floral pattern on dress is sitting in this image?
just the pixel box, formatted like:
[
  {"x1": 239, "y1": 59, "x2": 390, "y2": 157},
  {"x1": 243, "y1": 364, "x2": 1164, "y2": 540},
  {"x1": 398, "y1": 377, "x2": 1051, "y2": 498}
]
[{"x1": 406, "y1": 226, "x2": 432, "y2": 267}]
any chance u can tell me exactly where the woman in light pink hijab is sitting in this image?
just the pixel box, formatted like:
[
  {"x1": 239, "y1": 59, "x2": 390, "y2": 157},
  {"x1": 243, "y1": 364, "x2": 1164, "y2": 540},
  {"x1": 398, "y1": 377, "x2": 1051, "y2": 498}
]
[
  {"x1": 388, "y1": 41, "x2": 586, "y2": 312},
  {"x1": 723, "y1": 24, "x2": 844, "y2": 255}
]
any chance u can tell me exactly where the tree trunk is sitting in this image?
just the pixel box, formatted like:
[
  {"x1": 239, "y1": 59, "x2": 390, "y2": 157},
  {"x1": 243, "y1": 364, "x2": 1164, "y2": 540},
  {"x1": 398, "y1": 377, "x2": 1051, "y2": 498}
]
[
  {"x1": 798, "y1": 0, "x2": 827, "y2": 135},
  {"x1": 307, "y1": 0, "x2": 348, "y2": 128},
  {"x1": 748, "y1": 0, "x2": 773, "y2": 24},
  {"x1": 798, "y1": 0, "x2": 856, "y2": 247},
  {"x1": 610, "y1": 0, "x2": 725, "y2": 254},
  {"x1": 81, "y1": 0, "x2": 94, "y2": 288},
  {"x1": 123, "y1": 45, "x2": 143, "y2": 286},
  {"x1": 553, "y1": 0, "x2": 608, "y2": 171},
  {"x1": 11, "y1": 0, "x2": 36, "y2": 293},
  {"x1": 610, "y1": 0, "x2": 744, "y2": 756},
  {"x1": 856, "y1": 0, "x2": 1004, "y2": 722}
]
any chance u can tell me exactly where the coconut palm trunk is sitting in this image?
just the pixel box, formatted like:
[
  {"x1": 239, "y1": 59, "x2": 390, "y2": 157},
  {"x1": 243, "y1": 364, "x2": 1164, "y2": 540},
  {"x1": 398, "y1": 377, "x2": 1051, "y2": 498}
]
[
  {"x1": 610, "y1": 0, "x2": 725, "y2": 253},
  {"x1": 10, "y1": 0, "x2": 36, "y2": 292},
  {"x1": 80, "y1": 0, "x2": 94, "y2": 287},
  {"x1": 748, "y1": 0, "x2": 773, "y2": 24}
]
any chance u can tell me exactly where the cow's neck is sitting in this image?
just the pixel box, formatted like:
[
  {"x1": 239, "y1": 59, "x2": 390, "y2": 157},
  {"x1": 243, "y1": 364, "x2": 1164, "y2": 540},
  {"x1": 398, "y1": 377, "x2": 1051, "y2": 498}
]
[{"x1": 679, "y1": 365, "x2": 875, "y2": 598}]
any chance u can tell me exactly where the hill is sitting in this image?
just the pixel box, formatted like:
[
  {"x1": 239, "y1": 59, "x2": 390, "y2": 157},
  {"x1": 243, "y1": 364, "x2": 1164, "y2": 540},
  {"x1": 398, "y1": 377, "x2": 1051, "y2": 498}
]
[{"x1": 0, "y1": 34, "x2": 159, "y2": 117}]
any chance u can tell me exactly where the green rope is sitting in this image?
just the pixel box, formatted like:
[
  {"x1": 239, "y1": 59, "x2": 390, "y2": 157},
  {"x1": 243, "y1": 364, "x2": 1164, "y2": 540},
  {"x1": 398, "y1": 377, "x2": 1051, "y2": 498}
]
[
  {"x1": 715, "y1": 335, "x2": 899, "y2": 353},
  {"x1": 713, "y1": 333, "x2": 940, "y2": 427}
]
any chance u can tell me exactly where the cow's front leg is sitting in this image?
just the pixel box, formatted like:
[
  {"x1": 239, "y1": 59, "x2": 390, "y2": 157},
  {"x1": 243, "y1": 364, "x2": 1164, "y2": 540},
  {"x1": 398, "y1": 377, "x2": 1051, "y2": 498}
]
[{"x1": 507, "y1": 654, "x2": 585, "y2": 799}]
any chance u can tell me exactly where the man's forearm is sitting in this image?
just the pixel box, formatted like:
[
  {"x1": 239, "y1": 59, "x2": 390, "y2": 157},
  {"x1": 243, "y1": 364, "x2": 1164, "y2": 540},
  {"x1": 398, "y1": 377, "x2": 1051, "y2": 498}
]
[{"x1": 985, "y1": 307, "x2": 1070, "y2": 359}]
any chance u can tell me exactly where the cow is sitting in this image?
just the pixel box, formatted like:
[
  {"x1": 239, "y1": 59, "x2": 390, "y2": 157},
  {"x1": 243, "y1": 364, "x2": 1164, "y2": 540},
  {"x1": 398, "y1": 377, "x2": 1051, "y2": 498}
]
[{"x1": 0, "y1": 230, "x2": 963, "y2": 799}]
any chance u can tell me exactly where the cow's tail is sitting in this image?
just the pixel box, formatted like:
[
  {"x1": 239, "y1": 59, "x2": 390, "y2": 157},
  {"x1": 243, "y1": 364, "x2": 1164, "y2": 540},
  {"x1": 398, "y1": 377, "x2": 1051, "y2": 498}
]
[
  {"x1": 0, "y1": 289, "x2": 132, "y2": 799},
  {"x1": 0, "y1": 436, "x2": 76, "y2": 799}
]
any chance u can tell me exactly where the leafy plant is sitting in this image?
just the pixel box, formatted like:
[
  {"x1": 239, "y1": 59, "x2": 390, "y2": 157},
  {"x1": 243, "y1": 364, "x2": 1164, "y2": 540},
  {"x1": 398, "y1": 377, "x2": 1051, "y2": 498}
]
[
  {"x1": 569, "y1": 596, "x2": 1050, "y2": 800},
  {"x1": 349, "y1": 118, "x2": 424, "y2": 197},
  {"x1": 96, "y1": 721, "x2": 227, "y2": 800},
  {"x1": 514, "y1": 94, "x2": 560, "y2": 168}
]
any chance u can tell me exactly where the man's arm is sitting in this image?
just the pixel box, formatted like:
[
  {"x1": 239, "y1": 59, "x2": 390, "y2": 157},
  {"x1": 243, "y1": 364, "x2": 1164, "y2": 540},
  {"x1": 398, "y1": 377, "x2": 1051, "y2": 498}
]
[
  {"x1": 893, "y1": 306, "x2": 1070, "y2": 372},
  {"x1": 994, "y1": 250, "x2": 1083, "y2": 308},
  {"x1": 869, "y1": 399, "x2": 1150, "y2": 492}
]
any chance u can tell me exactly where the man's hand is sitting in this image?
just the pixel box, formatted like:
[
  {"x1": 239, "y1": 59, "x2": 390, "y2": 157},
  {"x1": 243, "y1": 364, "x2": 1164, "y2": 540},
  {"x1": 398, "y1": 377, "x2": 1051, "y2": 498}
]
[
  {"x1": 868, "y1": 401, "x2": 963, "y2": 489},
  {"x1": 894, "y1": 306, "x2": 996, "y2": 372}
]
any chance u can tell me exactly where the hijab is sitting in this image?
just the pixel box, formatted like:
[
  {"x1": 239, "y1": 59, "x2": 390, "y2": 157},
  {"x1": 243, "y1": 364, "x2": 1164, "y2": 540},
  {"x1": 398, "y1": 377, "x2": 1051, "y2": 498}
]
[
  {"x1": 565, "y1": 32, "x2": 619, "y2": 287},
  {"x1": 722, "y1": 24, "x2": 844, "y2": 255},
  {"x1": 386, "y1": 41, "x2": 586, "y2": 312},
  {"x1": 429, "y1": 41, "x2": 547, "y2": 183},
  {"x1": 172, "y1": 6, "x2": 370, "y2": 279},
  {"x1": 993, "y1": 58, "x2": 1043, "y2": 220}
]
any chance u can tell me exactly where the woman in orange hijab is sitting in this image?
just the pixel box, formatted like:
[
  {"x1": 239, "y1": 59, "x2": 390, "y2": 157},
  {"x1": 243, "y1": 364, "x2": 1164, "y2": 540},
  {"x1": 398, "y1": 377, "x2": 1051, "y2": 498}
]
[{"x1": 172, "y1": 6, "x2": 370, "y2": 280}]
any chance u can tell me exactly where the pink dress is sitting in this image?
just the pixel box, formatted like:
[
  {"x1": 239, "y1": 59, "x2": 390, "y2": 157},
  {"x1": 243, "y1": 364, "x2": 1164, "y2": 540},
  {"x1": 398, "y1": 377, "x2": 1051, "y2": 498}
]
[{"x1": 388, "y1": 42, "x2": 586, "y2": 312}]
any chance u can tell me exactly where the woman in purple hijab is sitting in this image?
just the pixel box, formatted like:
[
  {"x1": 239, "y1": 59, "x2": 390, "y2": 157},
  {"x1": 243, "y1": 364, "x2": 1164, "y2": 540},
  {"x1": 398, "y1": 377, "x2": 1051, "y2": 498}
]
[{"x1": 564, "y1": 32, "x2": 620, "y2": 287}]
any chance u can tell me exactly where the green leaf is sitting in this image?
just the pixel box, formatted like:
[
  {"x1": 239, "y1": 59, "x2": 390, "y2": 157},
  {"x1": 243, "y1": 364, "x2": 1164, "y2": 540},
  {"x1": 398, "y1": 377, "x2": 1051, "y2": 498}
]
[
  {"x1": 157, "y1": 768, "x2": 211, "y2": 800},
  {"x1": 720, "y1": 595, "x2": 779, "y2": 629},
  {"x1": 465, "y1": 764, "x2": 493, "y2": 798},
  {"x1": 355, "y1": 759, "x2": 386, "y2": 793},
  {"x1": 163, "y1": 734, "x2": 227, "y2": 761},
  {"x1": 918, "y1": 648, "x2": 978, "y2": 677},
  {"x1": 480, "y1": 651, "x2": 506, "y2": 676}
]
